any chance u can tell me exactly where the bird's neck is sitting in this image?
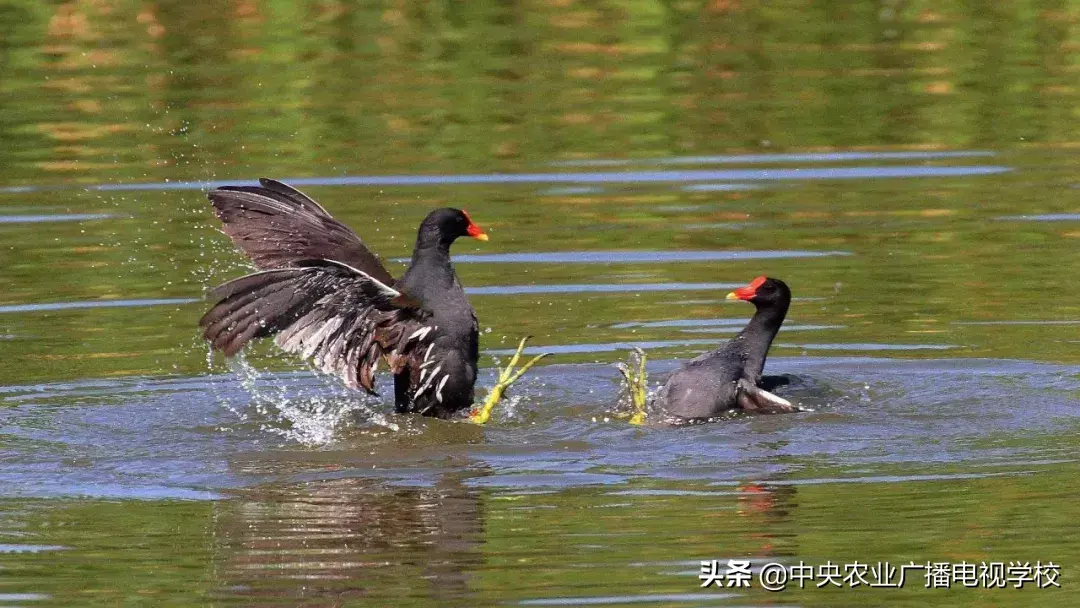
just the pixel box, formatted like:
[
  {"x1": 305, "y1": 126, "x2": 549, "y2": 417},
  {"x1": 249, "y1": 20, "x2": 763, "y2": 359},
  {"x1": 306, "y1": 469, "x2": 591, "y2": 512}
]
[
  {"x1": 401, "y1": 240, "x2": 461, "y2": 301},
  {"x1": 410, "y1": 238, "x2": 453, "y2": 267},
  {"x1": 733, "y1": 301, "x2": 788, "y2": 380}
]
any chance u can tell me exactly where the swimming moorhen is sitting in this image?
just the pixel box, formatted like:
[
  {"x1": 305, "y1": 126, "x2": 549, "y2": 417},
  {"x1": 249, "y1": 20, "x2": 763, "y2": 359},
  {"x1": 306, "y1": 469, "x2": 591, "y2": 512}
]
[
  {"x1": 620, "y1": 276, "x2": 800, "y2": 422},
  {"x1": 199, "y1": 178, "x2": 544, "y2": 420}
]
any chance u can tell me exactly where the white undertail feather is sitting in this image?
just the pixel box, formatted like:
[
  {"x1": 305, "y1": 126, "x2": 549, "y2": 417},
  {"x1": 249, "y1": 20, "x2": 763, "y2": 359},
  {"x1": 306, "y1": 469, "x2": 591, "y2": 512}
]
[
  {"x1": 414, "y1": 365, "x2": 442, "y2": 397},
  {"x1": 408, "y1": 326, "x2": 434, "y2": 343},
  {"x1": 758, "y1": 390, "x2": 793, "y2": 408},
  {"x1": 435, "y1": 374, "x2": 449, "y2": 403}
]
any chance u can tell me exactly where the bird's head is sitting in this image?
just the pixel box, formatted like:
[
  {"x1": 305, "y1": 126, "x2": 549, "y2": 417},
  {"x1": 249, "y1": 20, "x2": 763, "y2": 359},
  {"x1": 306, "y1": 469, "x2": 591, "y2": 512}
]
[
  {"x1": 419, "y1": 208, "x2": 489, "y2": 247},
  {"x1": 726, "y1": 276, "x2": 791, "y2": 308}
]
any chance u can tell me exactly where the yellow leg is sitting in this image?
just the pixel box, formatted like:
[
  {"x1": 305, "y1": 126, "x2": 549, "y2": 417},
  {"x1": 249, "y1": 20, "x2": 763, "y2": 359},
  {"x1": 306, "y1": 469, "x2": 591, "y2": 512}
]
[
  {"x1": 616, "y1": 347, "x2": 648, "y2": 425},
  {"x1": 470, "y1": 336, "x2": 550, "y2": 424}
]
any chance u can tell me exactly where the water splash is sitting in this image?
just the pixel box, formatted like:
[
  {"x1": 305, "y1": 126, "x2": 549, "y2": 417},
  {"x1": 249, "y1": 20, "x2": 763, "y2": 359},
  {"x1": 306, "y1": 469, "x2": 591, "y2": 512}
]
[{"x1": 207, "y1": 350, "x2": 397, "y2": 446}]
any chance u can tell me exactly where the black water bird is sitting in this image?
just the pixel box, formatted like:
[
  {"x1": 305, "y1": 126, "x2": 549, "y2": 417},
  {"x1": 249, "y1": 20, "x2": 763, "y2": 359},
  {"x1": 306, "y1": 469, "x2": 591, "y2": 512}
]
[
  {"x1": 621, "y1": 276, "x2": 799, "y2": 422},
  {"x1": 199, "y1": 178, "x2": 541, "y2": 419}
]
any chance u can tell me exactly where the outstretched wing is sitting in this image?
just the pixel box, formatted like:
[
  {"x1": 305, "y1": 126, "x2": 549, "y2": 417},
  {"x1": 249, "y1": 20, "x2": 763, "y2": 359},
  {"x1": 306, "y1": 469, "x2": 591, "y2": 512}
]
[
  {"x1": 208, "y1": 178, "x2": 396, "y2": 284},
  {"x1": 199, "y1": 260, "x2": 433, "y2": 393}
]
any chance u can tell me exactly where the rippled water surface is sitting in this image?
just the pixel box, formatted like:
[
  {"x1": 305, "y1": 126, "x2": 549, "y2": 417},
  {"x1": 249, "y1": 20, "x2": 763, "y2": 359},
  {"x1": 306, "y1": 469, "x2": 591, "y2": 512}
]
[{"x1": 2, "y1": 2, "x2": 1080, "y2": 606}]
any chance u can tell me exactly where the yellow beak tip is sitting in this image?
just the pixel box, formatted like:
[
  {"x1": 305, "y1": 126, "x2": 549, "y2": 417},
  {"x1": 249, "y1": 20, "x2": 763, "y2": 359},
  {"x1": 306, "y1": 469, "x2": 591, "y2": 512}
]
[
  {"x1": 725, "y1": 292, "x2": 739, "y2": 300},
  {"x1": 474, "y1": 233, "x2": 490, "y2": 242}
]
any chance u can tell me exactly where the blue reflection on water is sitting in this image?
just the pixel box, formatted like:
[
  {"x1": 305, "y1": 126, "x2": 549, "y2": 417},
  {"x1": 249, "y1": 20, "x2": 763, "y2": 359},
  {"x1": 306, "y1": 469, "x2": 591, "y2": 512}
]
[
  {"x1": 0, "y1": 213, "x2": 115, "y2": 224},
  {"x1": 550, "y1": 150, "x2": 995, "y2": 166},
  {"x1": 466, "y1": 283, "x2": 741, "y2": 295},
  {"x1": 0, "y1": 164, "x2": 1009, "y2": 194},
  {"x1": 439, "y1": 250, "x2": 851, "y2": 264},
  {"x1": 0, "y1": 298, "x2": 198, "y2": 314}
]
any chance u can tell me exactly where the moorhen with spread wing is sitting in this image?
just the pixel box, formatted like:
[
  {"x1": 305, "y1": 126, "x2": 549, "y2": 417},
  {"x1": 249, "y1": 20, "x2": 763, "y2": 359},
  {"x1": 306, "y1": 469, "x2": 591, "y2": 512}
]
[{"x1": 199, "y1": 178, "x2": 544, "y2": 421}]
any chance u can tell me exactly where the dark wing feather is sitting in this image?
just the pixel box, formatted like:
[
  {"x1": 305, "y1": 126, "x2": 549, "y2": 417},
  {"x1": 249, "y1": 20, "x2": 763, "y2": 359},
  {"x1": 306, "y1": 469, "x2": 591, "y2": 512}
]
[
  {"x1": 199, "y1": 260, "x2": 432, "y2": 393},
  {"x1": 208, "y1": 178, "x2": 396, "y2": 284}
]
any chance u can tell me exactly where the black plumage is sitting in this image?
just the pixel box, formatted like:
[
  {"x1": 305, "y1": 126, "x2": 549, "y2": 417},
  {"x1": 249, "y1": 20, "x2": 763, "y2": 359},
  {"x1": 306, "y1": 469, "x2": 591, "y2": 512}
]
[
  {"x1": 199, "y1": 178, "x2": 489, "y2": 418},
  {"x1": 651, "y1": 276, "x2": 798, "y2": 420}
]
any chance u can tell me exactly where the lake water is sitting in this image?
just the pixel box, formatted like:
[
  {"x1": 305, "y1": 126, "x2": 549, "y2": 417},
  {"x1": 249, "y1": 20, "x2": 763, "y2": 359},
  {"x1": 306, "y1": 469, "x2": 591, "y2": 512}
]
[{"x1": 1, "y1": 1, "x2": 1079, "y2": 606}]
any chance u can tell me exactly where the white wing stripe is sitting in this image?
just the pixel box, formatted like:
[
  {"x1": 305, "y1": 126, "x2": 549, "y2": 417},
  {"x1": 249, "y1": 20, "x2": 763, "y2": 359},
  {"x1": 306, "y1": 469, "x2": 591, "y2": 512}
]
[{"x1": 314, "y1": 259, "x2": 400, "y2": 300}]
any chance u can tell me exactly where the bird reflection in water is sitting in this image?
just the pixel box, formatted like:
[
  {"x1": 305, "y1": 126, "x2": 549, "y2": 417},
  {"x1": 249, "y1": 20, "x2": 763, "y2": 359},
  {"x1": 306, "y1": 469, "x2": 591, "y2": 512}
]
[{"x1": 210, "y1": 473, "x2": 483, "y2": 606}]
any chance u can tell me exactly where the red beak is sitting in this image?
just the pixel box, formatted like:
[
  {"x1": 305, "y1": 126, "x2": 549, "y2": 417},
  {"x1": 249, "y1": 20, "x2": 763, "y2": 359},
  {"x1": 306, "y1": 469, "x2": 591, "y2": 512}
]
[
  {"x1": 727, "y1": 275, "x2": 767, "y2": 301},
  {"x1": 462, "y1": 210, "x2": 489, "y2": 241}
]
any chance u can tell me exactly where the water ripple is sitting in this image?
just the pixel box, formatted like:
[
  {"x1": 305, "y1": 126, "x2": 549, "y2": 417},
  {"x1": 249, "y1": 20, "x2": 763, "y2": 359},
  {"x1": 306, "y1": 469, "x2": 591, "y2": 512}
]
[
  {"x1": 614, "y1": 318, "x2": 845, "y2": 332},
  {"x1": 680, "y1": 324, "x2": 844, "y2": 334},
  {"x1": 0, "y1": 164, "x2": 1009, "y2": 194},
  {"x1": 954, "y1": 320, "x2": 1080, "y2": 326},
  {"x1": 0, "y1": 298, "x2": 198, "y2": 314},
  {"x1": 440, "y1": 250, "x2": 851, "y2": 264},
  {"x1": 994, "y1": 214, "x2": 1080, "y2": 222},
  {"x1": 488, "y1": 340, "x2": 955, "y2": 356},
  {"x1": 0, "y1": 213, "x2": 115, "y2": 224},
  {"x1": 467, "y1": 283, "x2": 741, "y2": 295},
  {"x1": 779, "y1": 342, "x2": 957, "y2": 351},
  {"x1": 0, "y1": 594, "x2": 51, "y2": 602},
  {"x1": 486, "y1": 339, "x2": 718, "y2": 356},
  {"x1": 550, "y1": 150, "x2": 995, "y2": 167},
  {"x1": 0, "y1": 544, "x2": 67, "y2": 553},
  {"x1": 613, "y1": 318, "x2": 759, "y2": 329},
  {"x1": 680, "y1": 183, "x2": 761, "y2": 192}
]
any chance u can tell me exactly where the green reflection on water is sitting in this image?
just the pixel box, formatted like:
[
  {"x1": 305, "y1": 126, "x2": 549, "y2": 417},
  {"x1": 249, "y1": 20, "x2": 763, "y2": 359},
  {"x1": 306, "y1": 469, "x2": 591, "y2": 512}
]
[
  {"x1": 2, "y1": 465, "x2": 1078, "y2": 606},
  {"x1": 2, "y1": 1, "x2": 1080, "y2": 605},
  {"x1": 1, "y1": 1, "x2": 1079, "y2": 383}
]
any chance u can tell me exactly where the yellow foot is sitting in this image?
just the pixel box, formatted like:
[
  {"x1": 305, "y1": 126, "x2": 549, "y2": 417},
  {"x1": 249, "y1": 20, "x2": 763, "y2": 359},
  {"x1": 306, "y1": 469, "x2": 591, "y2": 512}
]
[
  {"x1": 469, "y1": 336, "x2": 551, "y2": 424},
  {"x1": 616, "y1": 347, "x2": 648, "y2": 425}
]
